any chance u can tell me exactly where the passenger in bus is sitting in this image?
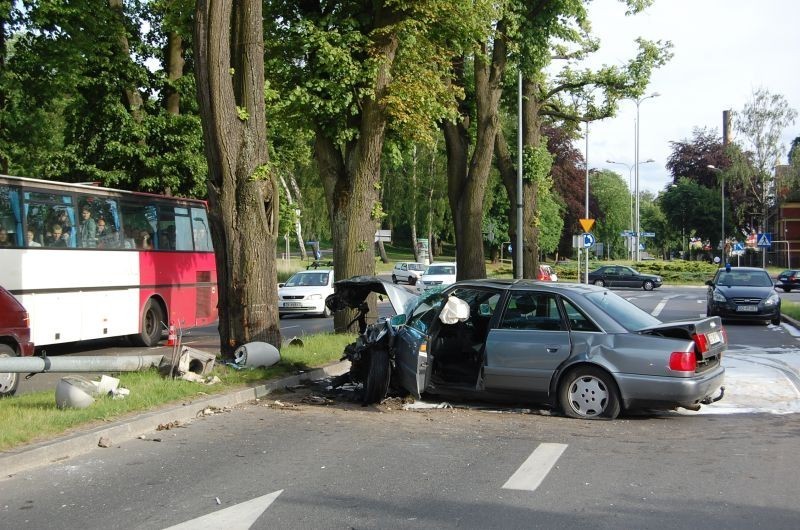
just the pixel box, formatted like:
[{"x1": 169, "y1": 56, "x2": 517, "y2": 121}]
[
  {"x1": 47, "y1": 224, "x2": 69, "y2": 247},
  {"x1": 95, "y1": 218, "x2": 117, "y2": 248},
  {"x1": 26, "y1": 229, "x2": 42, "y2": 247},
  {"x1": 136, "y1": 230, "x2": 153, "y2": 250},
  {"x1": 78, "y1": 207, "x2": 97, "y2": 248},
  {"x1": 55, "y1": 211, "x2": 72, "y2": 233},
  {"x1": 0, "y1": 228, "x2": 12, "y2": 247}
]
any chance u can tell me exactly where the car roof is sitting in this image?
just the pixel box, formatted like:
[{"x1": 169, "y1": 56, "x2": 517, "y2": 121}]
[
  {"x1": 447, "y1": 278, "x2": 600, "y2": 295},
  {"x1": 715, "y1": 267, "x2": 769, "y2": 273}
]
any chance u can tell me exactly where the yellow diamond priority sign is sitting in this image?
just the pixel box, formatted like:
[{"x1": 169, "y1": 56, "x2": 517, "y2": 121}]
[{"x1": 579, "y1": 218, "x2": 595, "y2": 233}]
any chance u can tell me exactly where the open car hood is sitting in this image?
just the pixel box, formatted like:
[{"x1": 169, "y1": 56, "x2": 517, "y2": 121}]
[{"x1": 326, "y1": 276, "x2": 419, "y2": 316}]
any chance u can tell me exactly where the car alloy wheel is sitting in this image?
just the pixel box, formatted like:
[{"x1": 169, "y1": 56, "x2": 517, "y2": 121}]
[
  {"x1": 643, "y1": 280, "x2": 654, "y2": 291},
  {"x1": 0, "y1": 345, "x2": 20, "y2": 397},
  {"x1": 593, "y1": 279, "x2": 604, "y2": 287},
  {"x1": 560, "y1": 366, "x2": 620, "y2": 420}
]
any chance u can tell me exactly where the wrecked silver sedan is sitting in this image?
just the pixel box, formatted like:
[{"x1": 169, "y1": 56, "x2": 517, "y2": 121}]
[{"x1": 326, "y1": 278, "x2": 726, "y2": 419}]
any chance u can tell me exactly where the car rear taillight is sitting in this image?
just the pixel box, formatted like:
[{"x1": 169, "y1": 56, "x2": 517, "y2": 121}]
[
  {"x1": 692, "y1": 333, "x2": 708, "y2": 354},
  {"x1": 721, "y1": 326, "x2": 728, "y2": 344},
  {"x1": 669, "y1": 351, "x2": 696, "y2": 372}
]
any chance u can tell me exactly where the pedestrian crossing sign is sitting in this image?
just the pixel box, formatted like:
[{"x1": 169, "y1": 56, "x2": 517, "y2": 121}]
[{"x1": 756, "y1": 233, "x2": 772, "y2": 248}]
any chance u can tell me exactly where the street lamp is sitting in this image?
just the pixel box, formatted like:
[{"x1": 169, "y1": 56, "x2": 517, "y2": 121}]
[
  {"x1": 631, "y1": 92, "x2": 660, "y2": 261},
  {"x1": 708, "y1": 165, "x2": 725, "y2": 264},
  {"x1": 606, "y1": 158, "x2": 655, "y2": 259}
]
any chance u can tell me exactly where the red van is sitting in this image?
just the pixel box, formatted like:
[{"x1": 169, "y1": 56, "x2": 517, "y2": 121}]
[{"x1": 0, "y1": 286, "x2": 34, "y2": 397}]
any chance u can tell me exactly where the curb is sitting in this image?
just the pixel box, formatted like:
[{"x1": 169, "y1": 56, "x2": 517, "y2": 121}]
[{"x1": 1, "y1": 361, "x2": 351, "y2": 478}]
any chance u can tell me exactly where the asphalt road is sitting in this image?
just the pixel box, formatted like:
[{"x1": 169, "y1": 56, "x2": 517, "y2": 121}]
[
  {"x1": 2, "y1": 391, "x2": 798, "y2": 528},
  {"x1": 2, "y1": 283, "x2": 800, "y2": 527}
]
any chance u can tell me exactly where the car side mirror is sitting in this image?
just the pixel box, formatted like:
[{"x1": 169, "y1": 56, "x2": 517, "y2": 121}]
[
  {"x1": 390, "y1": 313, "x2": 407, "y2": 327},
  {"x1": 705, "y1": 280, "x2": 713, "y2": 286},
  {"x1": 278, "y1": 283, "x2": 285, "y2": 288}
]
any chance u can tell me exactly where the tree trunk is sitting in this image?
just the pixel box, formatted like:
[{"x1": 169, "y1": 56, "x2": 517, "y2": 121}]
[
  {"x1": 194, "y1": 0, "x2": 280, "y2": 355},
  {"x1": 164, "y1": 31, "x2": 184, "y2": 115},
  {"x1": 316, "y1": 29, "x2": 398, "y2": 332},
  {"x1": 0, "y1": 8, "x2": 7, "y2": 173},
  {"x1": 443, "y1": 31, "x2": 507, "y2": 280},
  {"x1": 494, "y1": 78, "x2": 543, "y2": 278}
]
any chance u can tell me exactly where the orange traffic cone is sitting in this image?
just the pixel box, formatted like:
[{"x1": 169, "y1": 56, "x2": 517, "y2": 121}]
[{"x1": 167, "y1": 323, "x2": 176, "y2": 346}]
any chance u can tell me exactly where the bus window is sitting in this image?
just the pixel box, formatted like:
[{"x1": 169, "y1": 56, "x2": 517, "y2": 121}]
[
  {"x1": 157, "y1": 205, "x2": 192, "y2": 251},
  {"x1": 191, "y1": 207, "x2": 212, "y2": 252},
  {"x1": 25, "y1": 191, "x2": 76, "y2": 248},
  {"x1": 0, "y1": 185, "x2": 23, "y2": 247},
  {"x1": 121, "y1": 201, "x2": 158, "y2": 250},
  {"x1": 78, "y1": 195, "x2": 121, "y2": 249}
]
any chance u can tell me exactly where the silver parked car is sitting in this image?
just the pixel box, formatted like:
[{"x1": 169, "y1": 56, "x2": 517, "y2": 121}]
[{"x1": 326, "y1": 277, "x2": 726, "y2": 419}]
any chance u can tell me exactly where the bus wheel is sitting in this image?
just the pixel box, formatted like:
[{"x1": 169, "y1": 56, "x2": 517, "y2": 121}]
[
  {"x1": 132, "y1": 300, "x2": 164, "y2": 347},
  {"x1": 0, "y1": 344, "x2": 20, "y2": 397}
]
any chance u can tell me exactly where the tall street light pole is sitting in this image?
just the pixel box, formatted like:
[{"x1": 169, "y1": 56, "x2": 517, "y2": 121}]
[
  {"x1": 584, "y1": 119, "x2": 589, "y2": 284},
  {"x1": 632, "y1": 92, "x2": 660, "y2": 262},
  {"x1": 606, "y1": 158, "x2": 655, "y2": 260},
  {"x1": 708, "y1": 165, "x2": 725, "y2": 265}
]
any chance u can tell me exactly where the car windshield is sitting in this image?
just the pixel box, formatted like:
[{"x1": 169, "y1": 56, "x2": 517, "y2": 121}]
[
  {"x1": 716, "y1": 270, "x2": 773, "y2": 287},
  {"x1": 584, "y1": 290, "x2": 661, "y2": 331},
  {"x1": 408, "y1": 263, "x2": 426, "y2": 271},
  {"x1": 426, "y1": 265, "x2": 454, "y2": 275},
  {"x1": 284, "y1": 272, "x2": 329, "y2": 287}
]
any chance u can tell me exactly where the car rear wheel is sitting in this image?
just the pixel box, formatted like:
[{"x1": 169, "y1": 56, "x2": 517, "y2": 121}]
[
  {"x1": 593, "y1": 279, "x2": 605, "y2": 287},
  {"x1": 782, "y1": 287, "x2": 792, "y2": 292},
  {"x1": 362, "y1": 348, "x2": 391, "y2": 405},
  {"x1": 0, "y1": 344, "x2": 20, "y2": 397},
  {"x1": 559, "y1": 366, "x2": 621, "y2": 420},
  {"x1": 643, "y1": 280, "x2": 654, "y2": 291},
  {"x1": 130, "y1": 299, "x2": 164, "y2": 347}
]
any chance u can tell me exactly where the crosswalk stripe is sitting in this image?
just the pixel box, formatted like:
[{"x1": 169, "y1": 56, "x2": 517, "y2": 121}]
[{"x1": 502, "y1": 443, "x2": 567, "y2": 492}]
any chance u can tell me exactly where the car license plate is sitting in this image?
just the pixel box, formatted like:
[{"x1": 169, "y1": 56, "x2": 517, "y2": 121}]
[
  {"x1": 284, "y1": 302, "x2": 302, "y2": 308},
  {"x1": 736, "y1": 305, "x2": 758, "y2": 312},
  {"x1": 707, "y1": 331, "x2": 722, "y2": 344}
]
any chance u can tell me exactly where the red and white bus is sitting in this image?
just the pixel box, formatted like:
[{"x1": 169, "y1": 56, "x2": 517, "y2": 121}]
[{"x1": 0, "y1": 174, "x2": 218, "y2": 349}]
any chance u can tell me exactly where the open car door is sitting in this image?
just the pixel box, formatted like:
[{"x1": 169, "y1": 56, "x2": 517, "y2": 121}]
[{"x1": 392, "y1": 291, "x2": 452, "y2": 398}]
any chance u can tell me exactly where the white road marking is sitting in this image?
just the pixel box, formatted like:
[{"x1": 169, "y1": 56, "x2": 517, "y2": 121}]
[
  {"x1": 502, "y1": 443, "x2": 567, "y2": 492},
  {"x1": 163, "y1": 490, "x2": 283, "y2": 530},
  {"x1": 650, "y1": 294, "x2": 680, "y2": 317}
]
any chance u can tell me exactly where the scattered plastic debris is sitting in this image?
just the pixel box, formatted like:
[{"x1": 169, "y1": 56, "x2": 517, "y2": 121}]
[
  {"x1": 402, "y1": 401, "x2": 454, "y2": 410},
  {"x1": 55, "y1": 375, "x2": 132, "y2": 409}
]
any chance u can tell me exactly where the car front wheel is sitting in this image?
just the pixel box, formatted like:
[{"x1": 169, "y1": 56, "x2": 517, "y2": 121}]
[
  {"x1": 0, "y1": 344, "x2": 20, "y2": 397},
  {"x1": 643, "y1": 280, "x2": 654, "y2": 291},
  {"x1": 782, "y1": 287, "x2": 792, "y2": 292},
  {"x1": 771, "y1": 314, "x2": 781, "y2": 326},
  {"x1": 362, "y1": 348, "x2": 391, "y2": 405},
  {"x1": 559, "y1": 366, "x2": 621, "y2": 420},
  {"x1": 392, "y1": 274, "x2": 398, "y2": 284},
  {"x1": 593, "y1": 279, "x2": 604, "y2": 287}
]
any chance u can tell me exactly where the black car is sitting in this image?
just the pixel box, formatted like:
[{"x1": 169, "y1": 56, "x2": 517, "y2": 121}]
[
  {"x1": 706, "y1": 267, "x2": 780, "y2": 325},
  {"x1": 587, "y1": 265, "x2": 662, "y2": 291},
  {"x1": 776, "y1": 270, "x2": 800, "y2": 292}
]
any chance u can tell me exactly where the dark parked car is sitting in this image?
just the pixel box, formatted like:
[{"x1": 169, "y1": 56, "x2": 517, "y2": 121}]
[
  {"x1": 587, "y1": 265, "x2": 662, "y2": 291},
  {"x1": 706, "y1": 267, "x2": 781, "y2": 325},
  {"x1": 326, "y1": 277, "x2": 726, "y2": 419},
  {"x1": 776, "y1": 269, "x2": 800, "y2": 292},
  {"x1": 0, "y1": 285, "x2": 34, "y2": 397}
]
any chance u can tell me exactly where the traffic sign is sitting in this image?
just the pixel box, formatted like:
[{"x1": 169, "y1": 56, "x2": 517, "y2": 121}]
[
  {"x1": 641, "y1": 232, "x2": 655, "y2": 238},
  {"x1": 733, "y1": 242, "x2": 744, "y2": 251},
  {"x1": 579, "y1": 218, "x2": 595, "y2": 232},
  {"x1": 756, "y1": 233, "x2": 772, "y2": 248},
  {"x1": 582, "y1": 233, "x2": 595, "y2": 248},
  {"x1": 620, "y1": 230, "x2": 634, "y2": 237}
]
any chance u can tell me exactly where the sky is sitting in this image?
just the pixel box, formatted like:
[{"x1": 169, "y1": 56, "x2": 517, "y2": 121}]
[{"x1": 578, "y1": 0, "x2": 800, "y2": 194}]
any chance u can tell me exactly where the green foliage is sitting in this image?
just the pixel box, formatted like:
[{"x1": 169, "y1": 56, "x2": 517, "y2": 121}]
[
  {"x1": 590, "y1": 170, "x2": 629, "y2": 258},
  {"x1": 236, "y1": 106, "x2": 250, "y2": 121},
  {"x1": 523, "y1": 144, "x2": 554, "y2": 184},
  {"x1": 661, "y1": 178, "x2": 726, "y2": 249},
  {"x1": 537, "y1": 185, "x2": 564, "y2": 255}
]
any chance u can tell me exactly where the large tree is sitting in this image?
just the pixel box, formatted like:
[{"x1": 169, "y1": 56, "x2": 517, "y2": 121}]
[
  {"x1": 194, "y1": 0, "x2": 280, "y2": 353},
  {"x1": 733, "y1": 88, "x2": 798, "y2": 232},
  {"x1": 263, "y1": 1, "x2": 488, "y2": 329},
  {"x1": 590, "y1": 169, "x2": 629, "y2": 259},
  {"x1": 494, "y1": 0, "x2": 672, "y2": 278}
]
